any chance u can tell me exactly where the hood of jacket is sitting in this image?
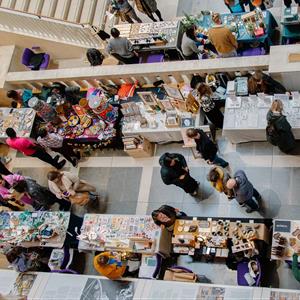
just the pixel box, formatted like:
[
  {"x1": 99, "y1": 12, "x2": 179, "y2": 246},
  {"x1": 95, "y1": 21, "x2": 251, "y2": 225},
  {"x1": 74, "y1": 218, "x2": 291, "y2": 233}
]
[{"x1": 159, "y1": 153, "x2": 169, "y2": 167}]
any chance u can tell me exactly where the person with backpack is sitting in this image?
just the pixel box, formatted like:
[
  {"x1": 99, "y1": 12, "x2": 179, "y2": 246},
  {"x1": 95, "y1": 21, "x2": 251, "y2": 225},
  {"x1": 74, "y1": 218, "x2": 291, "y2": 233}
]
[{"x1": 266, "y1": 99, "x2": 296, "y2": 153}]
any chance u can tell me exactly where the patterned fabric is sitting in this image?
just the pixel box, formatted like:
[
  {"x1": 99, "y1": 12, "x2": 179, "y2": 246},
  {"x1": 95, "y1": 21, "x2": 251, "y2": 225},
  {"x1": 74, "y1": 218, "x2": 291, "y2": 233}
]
[
  {"x1": 37, "y1": 133, "x2": 63, "y2": 149},
  {"x1": 199, "y1": 95, "x2": 215, "y2": 112}
]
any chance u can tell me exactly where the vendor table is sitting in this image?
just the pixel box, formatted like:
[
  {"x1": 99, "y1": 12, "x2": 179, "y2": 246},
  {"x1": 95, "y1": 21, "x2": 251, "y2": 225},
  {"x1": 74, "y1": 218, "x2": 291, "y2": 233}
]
[
  {"x1": 223, "y1": 94, "x2": 300, "y2": 143},
  {"x1": 281, "y1": 7, "x2": 300, "y2": 44},
  {"x1": 172, "y1": 216, "x2": 271, "y2": 256},
  {"x1": 197, "y1": 10, "x2": 277, "y2": 45},
  {"x1": 78, "y1": 214, "x2": 167, "y2": 255},
  {"x1": 271, "y1": 219, "x2": 300, "y2": 262},
  {"x1": 115, "y1": 20, "x2": 183, "y2": 59},
  {"x1": 0, "y1": 211, "x2": 70, "y2": 248},
  {"x1": 0, "y1": 108, "x2": 36, "y2": 141}
]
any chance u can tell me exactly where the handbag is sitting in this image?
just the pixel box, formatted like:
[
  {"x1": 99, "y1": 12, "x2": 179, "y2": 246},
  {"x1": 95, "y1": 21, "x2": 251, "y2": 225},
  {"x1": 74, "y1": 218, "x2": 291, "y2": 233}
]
[{"x1": 69, "y1": 192, "x2": 90, "y2": 206}]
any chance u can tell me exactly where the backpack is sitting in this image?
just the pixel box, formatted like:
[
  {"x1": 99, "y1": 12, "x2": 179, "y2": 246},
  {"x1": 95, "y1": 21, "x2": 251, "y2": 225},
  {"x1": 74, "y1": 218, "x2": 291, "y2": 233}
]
[
  {"x1": 86, "y1": 48, "x2": 104, "y2": 66},
  {"x1": 266, "y1": 121, "x2": 279, "y2": 146}
]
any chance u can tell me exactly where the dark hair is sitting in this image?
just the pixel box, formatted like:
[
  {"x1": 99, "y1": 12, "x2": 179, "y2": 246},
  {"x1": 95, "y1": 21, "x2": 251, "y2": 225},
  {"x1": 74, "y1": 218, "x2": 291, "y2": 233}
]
[
  {"x1": 185, "y1": 25, "x2": 196, "y2": 41},
  {"x1": 151, "y1": 209, "x2": 160, "y2": 225},
  {"x1": 11, "y1": 101, "x2": 18, "y2": 108},
  {"x1": 47, "y1": 170, "x2": 61, "y2": 181},
  {"x1": 6, "y1": 128, "x2": 16, "y2": 138},
  {"x1": 186, "y1": 128, "x2": 198, "y2": 138},
  {"x1": 6, "y1": 247, "x2": 23, "y2": 263},
  {"x1": 207, "y1": 168, "x2": 220, "y2": 182},
  {"x1": 163, "y1": 153, "x2": 173, "y2": 167},
  {"x1": 97, "y1": 254, "x2": 109, "y2": 265},
  {"x1": 7, "y1": 90, "x2": 19, "y2": 100},
  {"x1": 37, "y1": 128, "x2": 48, "y2": 138},
  {"x1": 111, "y1": 28, "x2": 120, "y2": 38},
  {"x1": 13, "y1": 180, "x2": 27, "y2": 193}
]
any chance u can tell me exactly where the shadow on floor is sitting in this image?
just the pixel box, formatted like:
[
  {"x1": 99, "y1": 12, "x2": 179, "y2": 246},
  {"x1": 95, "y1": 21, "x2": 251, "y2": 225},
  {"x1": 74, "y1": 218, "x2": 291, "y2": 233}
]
[{"x1": 258, "y1": 189, "x2": 281, "y2": 218}]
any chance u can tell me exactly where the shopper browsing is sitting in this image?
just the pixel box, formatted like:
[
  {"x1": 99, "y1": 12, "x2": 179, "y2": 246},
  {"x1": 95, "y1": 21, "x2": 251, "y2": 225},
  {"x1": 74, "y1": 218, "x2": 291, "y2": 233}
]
[
  {"x1": 208, "y1": 13, "x2": 238, "y2": 58},
  {"x1": 266, "y1": 99, "x2": 296, "y2": 153},
  {"x1": 186, "y1": 128, "x2": 229, "y2": 168},
  {"x1": 37, "y1": 128, "x2": 80, "y2": 167},
  {"x1": 224, "y1": 0, "x2": 246, "y2": 13},
  {"x1": 226, "y1": 170, "x2": 261, "y2": 213},
  {"x1": 159, "y1": 152, "x2": 199, "y2": 196},
  {"x1": 6, "y1": 128, "x2": 66, "y2": 169},
  {"x1": 133, "y1": 0, "x2": 163, "y2": 22},
  {"x1": 181, "y1": 25, "x2": 204, "y2": 60},
  {"x1": 111, "y1": 0, "x2": 142, "y2": 23},
  {"x1": 151, "y1": 205, "x2": 187, "y2": 231},
  {"x1": 107, "y1": 28, "x2": 139, "y2": 64}
]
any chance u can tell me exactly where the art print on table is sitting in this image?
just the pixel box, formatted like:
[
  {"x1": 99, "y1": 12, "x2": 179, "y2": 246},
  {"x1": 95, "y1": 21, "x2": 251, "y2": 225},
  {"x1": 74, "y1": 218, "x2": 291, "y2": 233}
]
[
  {"x1": 137, "y1": 92, "x2": 157, "y2": 106},
  {"x1": 163, "y1": 84, "x2": 184, "y2": 101}
]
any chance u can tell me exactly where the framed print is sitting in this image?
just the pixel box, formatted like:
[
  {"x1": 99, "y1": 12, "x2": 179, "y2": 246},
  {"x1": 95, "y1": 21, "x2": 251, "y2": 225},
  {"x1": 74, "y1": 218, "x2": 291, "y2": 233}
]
[
  {"x1": 137, "y1": 92, "x2": 157, "y2": 106},
  {"x1": 159, "y1": 97, "x2": 174, "y2": 111},
  {"x1": 181, "y1": 117, "x2": 195, "y2": 128},
  {"x1": 163, "y1": 84, "x2": 184, "y2": 101}
]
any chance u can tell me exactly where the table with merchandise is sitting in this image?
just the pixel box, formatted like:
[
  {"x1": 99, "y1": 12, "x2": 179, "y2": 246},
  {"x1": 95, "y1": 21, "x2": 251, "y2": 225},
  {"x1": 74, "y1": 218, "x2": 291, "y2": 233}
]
[
  {"x1": 172, "y1": 216, "x2": 271, "y2": 257},
  {"x1": 0, "y1": 211, "x2": 70, "y2": 248},
  {"x1": 78, "y1": 214, "x2": 162, "y2": 254},
  {"x1": 0, "y1": 108, "x2": 36, "y2": 141},
  {"x1": 223, "y1": 93, "x2": 300, "y2": 143}
]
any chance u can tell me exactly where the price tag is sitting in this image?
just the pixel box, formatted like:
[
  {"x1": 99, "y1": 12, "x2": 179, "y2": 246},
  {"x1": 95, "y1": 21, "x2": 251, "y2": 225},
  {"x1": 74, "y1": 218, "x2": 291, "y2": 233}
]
[
  {"x1": 207, "y1": 218, "x2": 212, "y2": 221},
  {"x1": 249, "y1": 220, "x2": 254, "y2": 224}
]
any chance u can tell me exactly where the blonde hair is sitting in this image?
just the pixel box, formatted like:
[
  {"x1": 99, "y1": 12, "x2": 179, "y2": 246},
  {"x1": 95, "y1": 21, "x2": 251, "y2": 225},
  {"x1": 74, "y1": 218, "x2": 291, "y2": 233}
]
[
  {"x1": 212, "y1": 13, "x2": 221, "y2": 24},
  {"x1": 271, "y1": 99, "x2": 283, "y2": 113}
]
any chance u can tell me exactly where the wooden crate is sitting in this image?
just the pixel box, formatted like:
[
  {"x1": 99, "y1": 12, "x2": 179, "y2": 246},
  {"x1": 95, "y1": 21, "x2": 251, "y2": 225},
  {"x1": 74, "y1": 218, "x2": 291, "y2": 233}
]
[{"x1": 124, "y1": 138, "x2": 155, "y2": 158}]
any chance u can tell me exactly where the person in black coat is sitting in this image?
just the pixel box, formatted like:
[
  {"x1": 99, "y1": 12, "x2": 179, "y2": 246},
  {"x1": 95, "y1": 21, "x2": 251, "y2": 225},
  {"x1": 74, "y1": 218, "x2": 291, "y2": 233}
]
[
  {"x1": 159, "y1": 153, "x2": 199, "y2": 196},
  {"x1": 266, "y1": 99, "x2": 296, "y2": 153},
  {"x1": 151, "y1": 205, "x2": 187, "y2": 230},
  {"x1": 186, "y1": 128, "x2": 229, "y2": 168}
]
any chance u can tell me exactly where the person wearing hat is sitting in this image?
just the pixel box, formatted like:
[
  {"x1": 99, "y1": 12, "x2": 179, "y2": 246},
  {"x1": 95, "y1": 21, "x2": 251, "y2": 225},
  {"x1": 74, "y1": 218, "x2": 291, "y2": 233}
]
[
  {"x1": 159, "y1": 152, "x2": 199, "y2": 196},
  {"x1": 208, "y1": 13, "x2": 238, "y2": 58},
  {"x1": 226, "y1": 170, "x2": 261, "y2": 213},
  {"x1": 94, "y1": 252, "x2": 126, "y2": 280}
]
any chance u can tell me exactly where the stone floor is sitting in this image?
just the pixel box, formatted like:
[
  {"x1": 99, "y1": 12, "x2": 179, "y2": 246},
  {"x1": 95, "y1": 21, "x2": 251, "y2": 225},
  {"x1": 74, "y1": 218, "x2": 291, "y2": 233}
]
[{"x1": 7, "y1": 132, "x2": 300, "y2": 289}]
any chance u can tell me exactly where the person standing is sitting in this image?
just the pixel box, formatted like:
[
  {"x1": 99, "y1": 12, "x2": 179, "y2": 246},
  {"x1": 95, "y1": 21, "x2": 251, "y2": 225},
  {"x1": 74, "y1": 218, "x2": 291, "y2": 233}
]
[
  {"x1": 224, "y1": 0, "x2": 246, "y2": 13},
  {"x1": 159, "y1": 153, "x2": 199, "y2": 196},
  {"x1": 94, "y1": 252, "x2": 126, "y2": 280},
  {"x1": 266, "y1": 99, "x2": 296, "y2": 153},
  {"x1": 226, "y1": 170, "x2": 261, "y2": 213},
  {"x1": 196, "y1": 83, "x2": 224, "y2": 129},
  {"x1": 248, "y1": 0, "x2": 266, "y2": 10},
  {"x1": 133, "y1": 0, "x2": 163, "y2": 22},
  {"x1": 111, "y1": 0, "x2": 142, "y2": 23},
  {"x1": 186, "y1": 128, "x2": 229, "y2": 168},
  {"x1": 37, "y1": 128, "x2": 80, "y2": 167},
  {"x1": 181, "y1": 26, "x2": 203, "y2": 60},
  {"x1": 151, "y1": 205, "x2": 187, "y2": 231},
  {"x1": 207, "y1": 166, "x2": 234, "y2": 199},
  {"x1": 107, "y1": 28, "x2": 139, "y2": 64},
  {"x1": 5, "y1": 128, "x2": 66, "y2": 169},
  {"x1": 13, "y1": 179, "x2": 71, "y2": 211},
  {"x1": 208, "y1": 13, "x2": 238, "y2": 58}
]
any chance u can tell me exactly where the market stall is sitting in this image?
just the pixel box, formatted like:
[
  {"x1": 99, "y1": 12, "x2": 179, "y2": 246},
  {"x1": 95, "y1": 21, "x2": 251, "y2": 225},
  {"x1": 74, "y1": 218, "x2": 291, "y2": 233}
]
[
  {"x1": 115, "y1": 20, "x2": 183, "y2": 60},
  {"x1": 172, "y1": 216, "x2": 271, "y2": 257},
  {"x1": 0, "y1": 211, "x2": 70, "y2": 248},
  {"x1": 271, "y1": 219, "x2": 300, "y2": 261},
  {"x1": 121, "y1": 84, "x2": 209, "y2": 145},
  {"x1": 77, "y1": 214, "x2": 165, "y2": 255},
  {"x1": 195, "y1": 10, "x2": 277, "y2": 48},
  {"x1": 281, "y1": 6, "x2": 300, "y2": 44},
  {"x1": 0, "y1": 108, "x2": 36, "y2": 141},
  {"x1": 223, "y1": 93, "x2": 300, "y2": 143}
]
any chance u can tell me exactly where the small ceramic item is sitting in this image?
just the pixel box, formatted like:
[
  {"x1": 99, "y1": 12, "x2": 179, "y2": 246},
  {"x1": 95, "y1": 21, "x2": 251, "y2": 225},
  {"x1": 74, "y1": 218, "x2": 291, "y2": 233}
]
[
  {"x1": 177, "y1": 226, "x2": 183, "y2": 232},
  {"x1": 179, "y1": 220, "x2": 184, "y2": 225},
  {"x1": 184, "y1": 226, "x2": 189, "y2": 232}
]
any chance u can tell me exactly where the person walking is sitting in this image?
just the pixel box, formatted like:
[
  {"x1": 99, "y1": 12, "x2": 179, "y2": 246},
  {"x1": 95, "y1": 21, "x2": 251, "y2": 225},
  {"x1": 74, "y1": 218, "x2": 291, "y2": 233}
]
[
  {"x1": 5, "y1": 128, "x2": 65, "y2": 169},
  {"x1": 159, "y1": 153, "x2": 199, "y2": 196},
  {"x1": 186, "y1": 128, "x2": 229, "y2": 168},
  {"x1": 207, "y1": 166, "x2": 234, "y2": 199},
  {"x1": 226, "y1": 170, "x2": 261, "y2": 213},
  {"x1": 37, "y1": 128, "x2": 80, "y2": 167},
  {"x1": 133, "y1": 0, "x2": 163, "y2": 22},
  {"x1": 13, "y1": 179, "x2": 71, "y2": 211},
  {"x1": 111, "y1": 0, "x2": 142, "y2": 23},
  {"x1": 208, "y1": 13, "x2": 238, "y2": 58},
  {"x1": 107, "y1": 28, "x2": 139, "y2": 64},
  {"x1": 266, "y1": 99, "x2": 296, "y2": 153}
]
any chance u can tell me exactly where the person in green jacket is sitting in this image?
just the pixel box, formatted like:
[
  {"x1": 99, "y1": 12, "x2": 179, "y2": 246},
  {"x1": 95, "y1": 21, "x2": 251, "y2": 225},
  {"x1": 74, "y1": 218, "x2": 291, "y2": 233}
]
[{"x1": 292, "y1": 253, "x2": 300, "y2": 282}]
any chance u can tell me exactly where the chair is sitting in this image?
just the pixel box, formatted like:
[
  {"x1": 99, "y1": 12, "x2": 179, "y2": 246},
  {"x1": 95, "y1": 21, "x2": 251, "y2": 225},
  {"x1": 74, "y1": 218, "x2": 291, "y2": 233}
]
[
  {"x1": 237, "y1": 259, "x2": 261, "y2": 286},
  {"x1": 139, "y1": 53, "x2": 164, "y2": 64},
  {"x1": 21, "y1": 48, "x2": 50, "y2": 70},
  {"x1": 241, "y1": 47, "x2": 266, "y2": 57}
]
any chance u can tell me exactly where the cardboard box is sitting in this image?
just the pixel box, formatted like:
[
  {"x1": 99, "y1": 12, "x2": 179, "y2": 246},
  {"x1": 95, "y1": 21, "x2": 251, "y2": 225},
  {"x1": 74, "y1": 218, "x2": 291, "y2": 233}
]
[{"x1": 124, "y1": 138, "x2": 155, "y2": 158}]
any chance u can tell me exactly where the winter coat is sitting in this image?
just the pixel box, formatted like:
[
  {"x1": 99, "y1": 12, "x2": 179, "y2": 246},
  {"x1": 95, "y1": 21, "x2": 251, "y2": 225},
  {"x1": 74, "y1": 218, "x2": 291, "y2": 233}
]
[
  {"x1": 134, "y1": 0, "x2": 157, "y2": 14},
  {"x1": 266, "y1": 110, "x2": 296, "y2": 153},
  {"x1": 208, "y1": 167, "x2": 233, "y2": 198},
  {"x1": 194, "y1": 129, "x2": 218, "y2": 161},
  {"x1": 233, "y1": 170, "x2": 254, "y2": 204},
  {"x1": 159, "y1": 153, "x2": 187, "y2": 185}
]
